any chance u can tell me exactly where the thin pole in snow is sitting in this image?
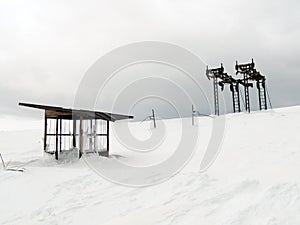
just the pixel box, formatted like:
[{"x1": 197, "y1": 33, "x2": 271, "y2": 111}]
[
  {"x1": 192, "y1": 105, "x2": 195, "y2": 126},
  {"x1": 152, "y1": 109, "x2": 156, "y2": 129},
  {"x1": 140, "y1": 109, "x2": 157, "y2": 128},
  {"x1": 0, "y1": 153, "x2": 6, "y2": 169}
]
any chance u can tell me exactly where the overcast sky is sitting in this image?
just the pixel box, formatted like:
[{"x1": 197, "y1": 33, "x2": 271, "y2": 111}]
[{"x1": 0, "y1": 0, "x2": 299, "y2": 120}]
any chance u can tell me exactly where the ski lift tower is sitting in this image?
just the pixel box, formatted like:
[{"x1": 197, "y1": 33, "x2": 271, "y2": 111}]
[
  {"x1": 235, "y1": 59, "x2": 254, "y2": 112},
  {"x1": 247, "y1": 66, "x2": 268, "y2": 110},
  {"x1": 206, "y1": 64, "x2": 225, "y2": 116},
  {"x1": 235, "y1": 59, "x2": 267, "y2": 112}
]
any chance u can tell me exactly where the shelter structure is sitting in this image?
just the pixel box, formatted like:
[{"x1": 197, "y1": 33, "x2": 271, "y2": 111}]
[{"x1": 19, "y1": 102, "x2": 133, "y2": 160}]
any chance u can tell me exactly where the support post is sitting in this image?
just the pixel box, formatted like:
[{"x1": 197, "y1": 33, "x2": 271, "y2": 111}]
[
  {"x1": 72, "y1": 119, "x2": 76, "y2": 148},
  {"x1": 79, "y1": 116, "x2": 83, "y2": 158},
  {"x1": 55, "y1": 117, "x2": 59, "y2": 160},
  {"x1": 59, "y1": 118, "x2": 62, "y2": 152},
  {"x1": 44, "y1": 114, "x2": 47, "y2": 152},
  {"x1": 89, "y1": 119, "x2": 93, "y2": 150},
  {"x1": 152, "y1": 109, "x2": 156, "y2": 128},
  {"x1": 192, "y1": 105, "x2": 195, "y2": 126},
  {"x1": 94, "y1": 119, "x2": 97, "y2": 152},
  {"x1": 106, "y1": 120, "x2": 109, "y2": 153}
]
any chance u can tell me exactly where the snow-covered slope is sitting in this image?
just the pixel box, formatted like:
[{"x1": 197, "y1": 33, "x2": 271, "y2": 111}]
[{"x1": 0, "y1": 106, "x2": 300, "y2": 225}]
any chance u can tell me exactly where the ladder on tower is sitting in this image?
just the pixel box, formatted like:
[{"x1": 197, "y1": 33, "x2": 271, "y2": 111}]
[
  {"x1": 231, "y1": 84, "x2": 241, "y2": 113},
  {"x1": 243, "y1": 74, "x2": 250, "y2": 113},
  {"x1": 213, "y1": 78, "x2": 219, "y2": 115},
  {"x1": 257, "y1": 80, "x2": 267, "y2": 110}
]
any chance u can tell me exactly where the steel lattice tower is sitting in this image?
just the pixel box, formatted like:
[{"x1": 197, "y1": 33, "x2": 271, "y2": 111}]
[{"x1": 235, "y1": 59, "x2": 267, "y2": 112}]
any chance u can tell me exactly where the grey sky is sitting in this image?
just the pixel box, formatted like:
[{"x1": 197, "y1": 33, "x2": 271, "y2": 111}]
[{"x1": 0, "y1": 0, "x2": 299, "y2": 120}]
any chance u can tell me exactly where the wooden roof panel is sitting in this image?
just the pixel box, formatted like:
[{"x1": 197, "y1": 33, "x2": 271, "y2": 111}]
[{"x1": 19, "y1": 102, "x2": 134, "y2": 122}]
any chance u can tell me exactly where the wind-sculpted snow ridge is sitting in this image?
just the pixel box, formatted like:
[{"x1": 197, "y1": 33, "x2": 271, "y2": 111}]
[{"x1": 0, "y1": 106, "x2": 300, "y2": 225}]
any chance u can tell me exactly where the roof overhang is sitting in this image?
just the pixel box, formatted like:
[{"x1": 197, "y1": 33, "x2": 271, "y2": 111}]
[{"x1": 19, "y1": 102, "x2": 134, "y2": 122}]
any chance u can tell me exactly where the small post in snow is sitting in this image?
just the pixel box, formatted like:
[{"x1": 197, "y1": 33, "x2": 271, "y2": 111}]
[
  {"x1": 0, "y1": 153, "x2": 5, "y2": 169},
  {"x1": 140, "y1": 109, "x2": 157, "y2": 128},
  {"x1": 151, "y1": 109, "x2": 156, "y2": 129},
  {"x1": 192, "y1": 105, "x2": 195, "y2": 126}
]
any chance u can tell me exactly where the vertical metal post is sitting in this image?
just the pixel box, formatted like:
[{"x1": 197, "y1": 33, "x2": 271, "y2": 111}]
[
  {"x1": 55, "y1": 117, "x2": 59, "y2": 160},
  {"x1": 192, "y1": 105, "x2": 195, "y2": 126},
  {"x1": 94, "y1": 119, "x2": 97, "y2": 152},
  {"x1": 59, "y1": 118, "x2": 62, "y2": 152},
  {"x1": 44, "y1": 114, "x2": 47, "y2": 152},
  {"x1": 79, "y1": 116, "x2": 83, "y2": 158},
  {"x1": 89, "y1": 119, "x2": 93, "y2": 150},
  {"x1": 106, "y1": 120, "x2": 109, "y2": 153},
  {"x1": 152, "y1": 109, "x2": 156, "y2": 128},
  {"x1": 72, "y1": 119, "x2": 76, "y2": 148}
]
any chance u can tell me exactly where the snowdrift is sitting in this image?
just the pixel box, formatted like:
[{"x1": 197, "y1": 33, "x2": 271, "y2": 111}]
[{"x1": 0, "y1": 106, "x2": 300, "y2": 225}]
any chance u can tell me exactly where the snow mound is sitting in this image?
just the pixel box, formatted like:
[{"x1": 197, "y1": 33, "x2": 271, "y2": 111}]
[{"x1": 0, "y1": 106, "x2": 300, "y2": 225}]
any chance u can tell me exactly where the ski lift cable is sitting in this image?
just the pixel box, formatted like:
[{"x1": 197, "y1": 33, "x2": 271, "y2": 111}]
[
  {"x1": 201, "y1": 114, "x2": 214, "y2": 118},
  {"x1": 196, "y1": 112, "x2": 214, "y2": 118},
  {"x1": 192, "y1": 108, "x2": 214, "y2": 118},
  {"x1": 140, "y1": 116, "x2": 151, "y2": 124}
]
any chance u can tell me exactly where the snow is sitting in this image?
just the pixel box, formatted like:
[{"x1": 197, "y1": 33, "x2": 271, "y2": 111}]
[{"x1": 1, "y1": 106, "x2": 300, "y2": 224}]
